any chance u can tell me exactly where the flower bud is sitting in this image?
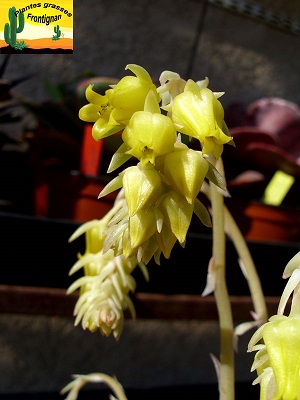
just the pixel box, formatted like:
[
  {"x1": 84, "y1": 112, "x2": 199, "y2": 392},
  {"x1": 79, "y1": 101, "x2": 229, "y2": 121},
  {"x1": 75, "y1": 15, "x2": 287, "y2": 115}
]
[
  {"x1": 163, "y1": 144, "x2": 209, "y2": 204},
  {"x1": 129, "y1": 207, "x2": 157, "y2": 248},
  {"x1": 160, "y1": 191, "x2": 194, "y2": 244},
  {"x1": 171, "y1": 83, "x2": 232, "y2": 158},
  {"x1": 123, "y1": 164, "x2": 163, "y2": 216},
  {"x1": 154, "y1": 223, "x2": 177, "y2": 259}
]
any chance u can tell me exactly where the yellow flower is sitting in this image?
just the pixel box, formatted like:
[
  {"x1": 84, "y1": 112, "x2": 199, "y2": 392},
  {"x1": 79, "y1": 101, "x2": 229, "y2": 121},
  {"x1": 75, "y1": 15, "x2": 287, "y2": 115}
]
[
  {"x1": 162, "y1": 142, "x2": 209, "y2": 204},
  {"x1": 122, "y1": 110, "x2": 176, "y2": 166},
  {"x1": 123, "y1": 163, "x2": 163, "y2": 216},
  {"x1": 98, "y1": 140, "x2": 216, "y2": 264},
  {"x1": 248, "y1": 252, "x2": 300, "y2": 400},
  {"x1": 160, "y1": 190, "x2": 194, "y2": 244},
  {"x1": 79, "y1": 64, "x2": 159, "y2": 141},
  {"x1": 67, "y1": 202, "x2": 148, "y2": 339},
  {"x1": 170, "y1": 79, "x2": 232, "y2": 158}
]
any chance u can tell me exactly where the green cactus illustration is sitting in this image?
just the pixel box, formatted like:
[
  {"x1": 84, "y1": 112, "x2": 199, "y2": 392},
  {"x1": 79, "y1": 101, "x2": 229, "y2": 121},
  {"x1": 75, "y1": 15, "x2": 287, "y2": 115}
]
[
  {"x1": 52, "y1": 24, "x2": 62, "y2": 41},
  {"x1": 4, "y1": 6, "x2": 25, "y2": 49}
]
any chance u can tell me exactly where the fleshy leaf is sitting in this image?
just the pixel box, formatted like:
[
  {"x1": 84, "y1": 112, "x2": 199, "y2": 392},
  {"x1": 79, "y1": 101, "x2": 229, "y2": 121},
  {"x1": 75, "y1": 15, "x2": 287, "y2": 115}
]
[
  {"x1": 206, "y1": 161, "x2": 229, "y2": 195},
  {"x1": 193, "y1": 198, "x2": 212, "y2": 227},
  {"x1": 161, "y1": 191, "x2": 193, "y2": 243},
  {"x1": 98, "y1": 175, "x2": 123, "y2": 198},
  {"x1": 283, "y1": 251, "x2": 300, "y2": 279},
  {"x1": 129, "y1": 208, "x2": 157, "y2": 248},
  {"x1": 107, "y1": 143, "x2": 132, "y2": 173}
]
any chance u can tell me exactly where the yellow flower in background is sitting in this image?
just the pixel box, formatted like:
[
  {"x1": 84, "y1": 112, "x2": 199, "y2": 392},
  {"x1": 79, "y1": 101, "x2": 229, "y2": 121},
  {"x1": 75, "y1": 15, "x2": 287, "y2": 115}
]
[
  {"x1": 170, "y1": 79, "x2": 232, "y2": 158},
  {"x1": 248, "y1": 252, "x2": 300, "y2": 400},
  {"x1": 67, "y1": 202, "x2": 148, "y2": 339},
  {"x1": 79, "y1": 64, "x2": 159, "y2": 141}
]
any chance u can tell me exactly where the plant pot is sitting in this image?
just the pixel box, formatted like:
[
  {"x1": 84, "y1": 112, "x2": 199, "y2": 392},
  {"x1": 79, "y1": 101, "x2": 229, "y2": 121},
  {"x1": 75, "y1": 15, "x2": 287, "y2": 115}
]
[
  {"x1": 225, "y1": 198, "x2": 300, "y2": 243},
  {"x1": 34, "y1": 168, "x2": 116, "y2": 222}
]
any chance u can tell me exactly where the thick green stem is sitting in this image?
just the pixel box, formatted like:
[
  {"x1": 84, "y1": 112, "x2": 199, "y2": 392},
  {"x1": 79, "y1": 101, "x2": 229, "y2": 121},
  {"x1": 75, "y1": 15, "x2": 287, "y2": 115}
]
[{"x1": 210, "y1": 179, "x2": 235, "y2": 400}]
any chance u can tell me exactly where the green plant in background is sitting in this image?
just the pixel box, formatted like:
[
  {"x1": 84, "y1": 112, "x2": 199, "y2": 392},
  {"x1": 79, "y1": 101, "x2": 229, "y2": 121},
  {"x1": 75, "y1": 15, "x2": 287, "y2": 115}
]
[
  {"x1": 61, "y1": 64, "x2": 299, "y2": 400},
  {"x1": 52, "y1": 24, "x2": 61, "y2": 41},
  {"x1": 4, "y1": 6, "x2": 25, "y2": 50},
  {"x1": 13, "y1": 40, "x2": 28, "y2": 50}
]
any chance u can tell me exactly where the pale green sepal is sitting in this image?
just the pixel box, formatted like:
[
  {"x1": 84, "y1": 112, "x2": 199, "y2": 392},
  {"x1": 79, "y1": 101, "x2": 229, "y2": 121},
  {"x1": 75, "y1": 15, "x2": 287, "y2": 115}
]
[
  {"x1": 68, "y1": 219, "x2": 100, "y2": 242},
  {"x1": 155, "y1": 226, "x2": 177, "y2": 259},
  {"x1": 223, "y1": 121, "x2": 234, "y2": 141},
  {"x1": 107, "y1": 143, "x2": 132, "y2": 173},
  {"x1": 69, "y1": 253, "x2": 97, "y2": 276},
  {"x1": 184, "y1": 79, "x2": 202, "y2": 97},
  {"x1": 154, "y1": 207, "x2": 164, "y2": 233},
  {"x1": 85, "y1": 84, "x2": 104, "y2": 104},
  {"x1": 194, "y1": 198, "x2": 212, "y2": 227},
  {"x1": 283, "y1": 251, "x2": 300, "y2": 279},
  {"x1": 125, "y1": 64, "x2": 152, "y2": 82},
  {"x1": 144, "y1": 90, "x2": 161, "y2": 114},
  {"x1": 251, "y1": 349, "x2": 269, "y2": 372},
  {"x1": 202, "y1": 256, "x2": 215, "y2": 296},
  {"x1": 162, "y1": 191, "x2": 193, "y2": 244},
  {"x1": 248, "y1": 324, "x2": 265, "y2": 352},
  {"x1": 98, "y1": 175, "x2": 123, "y2": 198},
  {"x1": 129, "y1": 208, "x2": 157, "y2": 248},
  {"x1": 278, "y1": 268, "x2": 300, "y2": 315},
  {"x1": 213, "y1": 91, "x2": 225, "y2": 99},
  {"x1": 93, "y1": 123, "x2": 124, "y2": 141},
  {"x1": 206, "y1": 161, "x2": 229, "y2": 195},
  {"x1": 138, "y1": 261, "x2": 149, "y2": 281},
  {"x1": 195, "y1": 77, "x2": 209, "y2": 89}
]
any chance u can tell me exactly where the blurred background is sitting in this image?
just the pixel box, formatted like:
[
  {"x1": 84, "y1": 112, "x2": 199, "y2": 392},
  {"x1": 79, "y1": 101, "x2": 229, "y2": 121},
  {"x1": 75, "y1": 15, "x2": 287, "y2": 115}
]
[
  {"x1": 2, "y1": 0, "x2": 300, "y2": 107},
  {"x1": 0, "y1": 0, "x2": 300, "y2": 397}
]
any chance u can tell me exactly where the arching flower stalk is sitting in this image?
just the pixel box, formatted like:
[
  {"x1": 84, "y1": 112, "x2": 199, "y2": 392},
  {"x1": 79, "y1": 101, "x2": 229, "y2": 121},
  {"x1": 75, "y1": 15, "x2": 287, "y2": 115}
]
[
  {"x1": 61, "y1": 373, "x2": 128, "y2": 400},
  {"x1": 248, "y1": 251, "x2": 300, "y2": 400},
  {"x1": 66, "y1": 64, "x2": 268, "y2": 400}
]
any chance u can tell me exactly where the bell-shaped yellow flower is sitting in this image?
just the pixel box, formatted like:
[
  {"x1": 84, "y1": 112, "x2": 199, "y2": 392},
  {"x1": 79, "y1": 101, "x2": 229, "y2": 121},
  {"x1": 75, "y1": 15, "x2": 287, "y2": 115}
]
[
  {"x1": 160, "y1": 191, "x2": 194, "y2": 244},
  {"x1": 249, "y1": 252, "x2": 300, "y2": 400},
  {"x1": 123, "y1": 163, "x2": 163, "y2": 216},
  {"x1": 67, "y1": 202, "x2": 149, "y2": 339},
  {"x1": 129, "y1": 207, "x2": 157, "y2": 249},
  {"x1": 79, "y1": 64, "x2": 159, "y2": 141},
  {"x1": 170, "y1": 80, "x2": 232, "y2": 158},
  {"x1": 122, "y1": 110, "x2": 176, "y2": 166},
  {"x1": 163, "y1": 143, "x2": 209, "y2": 204}
]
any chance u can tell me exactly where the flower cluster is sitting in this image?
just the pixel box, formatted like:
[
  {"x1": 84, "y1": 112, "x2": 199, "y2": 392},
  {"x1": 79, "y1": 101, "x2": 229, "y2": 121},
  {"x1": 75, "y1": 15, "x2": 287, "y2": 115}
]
[
  {"x1": 67, "y1": 195, "x2": 148, "y2": 339},
  {"x1": 79, "y1": 64, "x2": 232, "y2": 264},
  {"x1": 248, "y1": 251, "x2": 300, "y2": 400}
]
